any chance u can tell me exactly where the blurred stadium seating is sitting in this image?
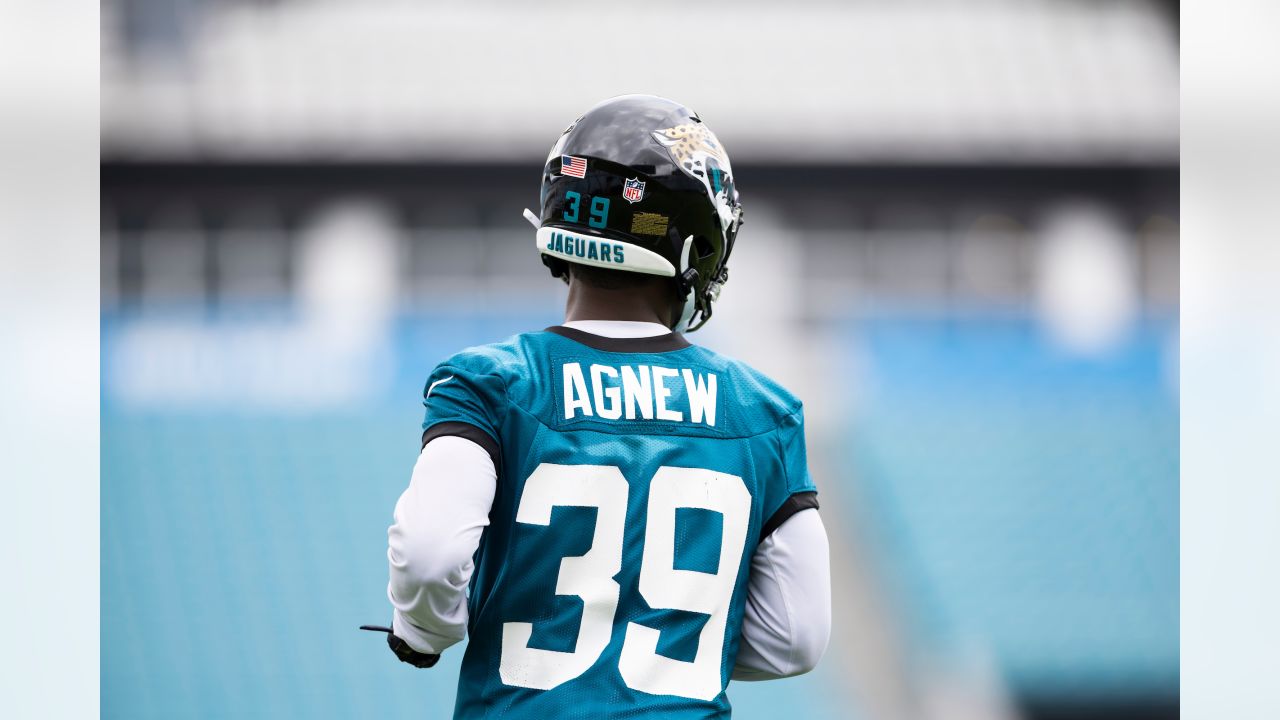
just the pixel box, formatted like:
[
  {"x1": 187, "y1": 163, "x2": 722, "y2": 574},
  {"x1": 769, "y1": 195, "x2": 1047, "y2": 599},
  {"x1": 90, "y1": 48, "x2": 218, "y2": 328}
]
[{"x1": 101, "y1": 2, "x2": 1179, "y2": 718}]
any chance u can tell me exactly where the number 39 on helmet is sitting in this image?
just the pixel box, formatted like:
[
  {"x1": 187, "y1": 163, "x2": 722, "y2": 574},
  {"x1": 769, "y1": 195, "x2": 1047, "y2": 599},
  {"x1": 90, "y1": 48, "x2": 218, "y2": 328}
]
[{"x1": 523, "y1": 94, "x2": 744, "y2": 332}]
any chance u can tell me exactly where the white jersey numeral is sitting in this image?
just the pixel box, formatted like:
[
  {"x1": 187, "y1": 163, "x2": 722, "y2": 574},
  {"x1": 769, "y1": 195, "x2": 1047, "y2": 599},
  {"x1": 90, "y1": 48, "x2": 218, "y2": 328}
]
[
  {"x1": 499, "y1": 464, "x2": 628, "y2": 689},
  {"x1": 497, "y1": 463, "x2": 750, "y2": 701},
  {"x1": 619, "y1": 467, "x2": 750, "y2": 700}
]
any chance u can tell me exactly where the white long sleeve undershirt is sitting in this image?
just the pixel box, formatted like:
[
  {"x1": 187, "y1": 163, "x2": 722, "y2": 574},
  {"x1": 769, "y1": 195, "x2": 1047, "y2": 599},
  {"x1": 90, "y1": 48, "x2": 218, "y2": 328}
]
[
  {"x1": 387, "y1": 436, "x2": 496, "y2": 654},
  {"x1": 386, "y1": 320, "x2": 832, "y2": 678},
  {"x1": 731, "y1": 508, "x2": 831, "y2": 679}
]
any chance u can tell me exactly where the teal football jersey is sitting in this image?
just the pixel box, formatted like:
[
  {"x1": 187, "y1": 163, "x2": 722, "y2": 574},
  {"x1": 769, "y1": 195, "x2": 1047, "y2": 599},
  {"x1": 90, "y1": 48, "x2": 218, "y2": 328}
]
[{"x1": 420, "y1": 326, "x2": 818, "y2": 719}]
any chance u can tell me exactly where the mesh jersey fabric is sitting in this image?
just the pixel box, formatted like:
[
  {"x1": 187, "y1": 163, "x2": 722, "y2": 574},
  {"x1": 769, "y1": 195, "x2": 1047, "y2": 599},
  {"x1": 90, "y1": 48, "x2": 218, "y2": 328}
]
[{"x1": 420, "y1": 326, "x2": 817, "y2": 719}]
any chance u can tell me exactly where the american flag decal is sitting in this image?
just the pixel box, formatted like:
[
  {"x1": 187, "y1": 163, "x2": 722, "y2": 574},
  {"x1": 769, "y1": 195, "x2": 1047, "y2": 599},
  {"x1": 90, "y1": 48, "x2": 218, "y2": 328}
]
[{"x1": 561, "y1": 155, "x2": 587, "y2": 178}]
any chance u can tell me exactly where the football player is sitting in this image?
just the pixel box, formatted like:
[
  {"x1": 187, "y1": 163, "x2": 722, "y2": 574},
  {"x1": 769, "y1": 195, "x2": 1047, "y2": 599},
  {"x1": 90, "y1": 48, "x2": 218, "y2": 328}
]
[{"x1": 365, "y1": 95, "x2": 831, "y2": 718}]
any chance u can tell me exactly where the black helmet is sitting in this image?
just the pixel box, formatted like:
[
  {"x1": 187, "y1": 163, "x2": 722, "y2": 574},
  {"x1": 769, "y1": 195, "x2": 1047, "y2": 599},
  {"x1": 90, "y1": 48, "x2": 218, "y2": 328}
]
[{"x1": 525, "y1": 94, "x2": 743, "y2": 332}]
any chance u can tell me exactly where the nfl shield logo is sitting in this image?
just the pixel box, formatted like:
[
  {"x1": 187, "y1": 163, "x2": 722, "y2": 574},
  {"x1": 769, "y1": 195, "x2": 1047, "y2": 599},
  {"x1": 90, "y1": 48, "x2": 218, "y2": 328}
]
[{"x1": 622, "y1": 177, "x2": 645, "y2": 204}]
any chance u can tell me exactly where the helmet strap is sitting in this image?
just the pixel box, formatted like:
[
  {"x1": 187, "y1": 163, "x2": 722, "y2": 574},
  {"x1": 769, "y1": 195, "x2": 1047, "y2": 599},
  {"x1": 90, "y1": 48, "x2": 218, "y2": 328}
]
[
  {"x1": 674, "y1": 293, "x2": 698, "y2": 332},
  {"x1": 673, "y1": 235, "x2": 699, "y2": 331}
]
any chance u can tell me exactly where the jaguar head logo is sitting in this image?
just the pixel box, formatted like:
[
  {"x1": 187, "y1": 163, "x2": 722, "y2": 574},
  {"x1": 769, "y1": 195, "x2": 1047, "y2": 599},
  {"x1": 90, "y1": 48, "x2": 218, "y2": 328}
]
[
  {"x1": 652, "y1": 123, "x2": 730, "y2": 173},
  {"x1": 652, "y1": 123, "x2": 739, "y2": 237}
]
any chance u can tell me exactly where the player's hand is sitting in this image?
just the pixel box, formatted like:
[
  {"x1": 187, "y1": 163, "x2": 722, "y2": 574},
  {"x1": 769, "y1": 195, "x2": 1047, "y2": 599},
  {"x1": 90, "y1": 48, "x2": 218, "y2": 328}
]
[{"x1": 359, "y1": 624, "x2": 440, "y2": 669}]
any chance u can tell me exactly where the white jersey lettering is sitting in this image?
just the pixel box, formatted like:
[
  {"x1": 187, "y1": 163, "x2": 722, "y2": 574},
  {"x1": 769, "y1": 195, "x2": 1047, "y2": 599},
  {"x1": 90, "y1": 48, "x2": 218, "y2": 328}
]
[{"x1": 563, "y1": 362, "x2": 718, "y2": 427}]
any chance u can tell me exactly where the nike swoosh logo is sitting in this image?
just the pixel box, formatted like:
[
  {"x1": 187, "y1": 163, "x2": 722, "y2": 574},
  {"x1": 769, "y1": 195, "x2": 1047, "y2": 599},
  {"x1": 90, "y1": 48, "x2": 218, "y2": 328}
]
[{"x1": 427, "y1": 376, "x2": 454, "y2": 397}]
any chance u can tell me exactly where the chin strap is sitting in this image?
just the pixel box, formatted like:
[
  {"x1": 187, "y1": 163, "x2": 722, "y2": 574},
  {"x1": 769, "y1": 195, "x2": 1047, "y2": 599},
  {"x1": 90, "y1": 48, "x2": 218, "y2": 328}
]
[
  {"x1": 674, "y1": 288, "x2": 698, "y2": 332},
  {"x1": 681, "y1": 265, "x2": 727, "y2": 333},
  {"x1": 673, "y1": 236, "x2": 697, "y2": 332},
  {"x1": 672, "y1": 235, "x2": 730, "y2": 333}
]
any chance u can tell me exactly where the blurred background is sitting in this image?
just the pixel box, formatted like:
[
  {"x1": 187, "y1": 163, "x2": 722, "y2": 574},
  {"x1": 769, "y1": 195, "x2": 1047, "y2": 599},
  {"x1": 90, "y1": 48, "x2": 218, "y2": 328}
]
[{"x1": 100, "y1": 1, "x2": 1178, "y2": 718}]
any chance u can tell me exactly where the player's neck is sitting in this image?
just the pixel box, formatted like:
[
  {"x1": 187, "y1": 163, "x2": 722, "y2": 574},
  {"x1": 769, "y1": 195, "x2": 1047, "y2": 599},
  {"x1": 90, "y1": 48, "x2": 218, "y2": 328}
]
[{"x1": 563, "y1": 282, "x2": 675, "y2": 328}]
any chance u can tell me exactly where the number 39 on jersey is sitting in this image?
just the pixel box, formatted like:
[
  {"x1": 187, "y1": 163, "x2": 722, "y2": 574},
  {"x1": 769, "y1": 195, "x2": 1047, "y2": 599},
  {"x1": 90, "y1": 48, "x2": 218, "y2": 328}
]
[{"x1": 499, "y1": 463, "x2": 750, "y2": 701}]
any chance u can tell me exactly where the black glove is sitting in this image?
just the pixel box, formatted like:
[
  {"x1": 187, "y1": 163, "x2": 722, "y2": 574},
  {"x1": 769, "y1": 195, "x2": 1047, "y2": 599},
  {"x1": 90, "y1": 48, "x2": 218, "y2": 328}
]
[{"x1": 359, "y1": 624, "x2": 440, "y2": 669}]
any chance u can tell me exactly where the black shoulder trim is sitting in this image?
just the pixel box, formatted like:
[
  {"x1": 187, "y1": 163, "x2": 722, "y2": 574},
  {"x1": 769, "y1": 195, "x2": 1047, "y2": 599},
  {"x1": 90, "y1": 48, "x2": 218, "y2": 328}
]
[
  {"x1": 421, "y1": 421, "x2": 501, "y2": 470},
  {"x1": 760, "y1": 492, "x2": 819, "y2": 542},
  {"x1": 545, "y1": 326, "x2": 691, "y2": 353}
]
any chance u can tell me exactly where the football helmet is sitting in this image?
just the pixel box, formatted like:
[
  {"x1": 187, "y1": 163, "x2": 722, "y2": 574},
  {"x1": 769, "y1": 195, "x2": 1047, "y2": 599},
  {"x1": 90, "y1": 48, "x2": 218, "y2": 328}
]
[{"x1": 525, "y1": 95, "x2": 743, "y2": 332}]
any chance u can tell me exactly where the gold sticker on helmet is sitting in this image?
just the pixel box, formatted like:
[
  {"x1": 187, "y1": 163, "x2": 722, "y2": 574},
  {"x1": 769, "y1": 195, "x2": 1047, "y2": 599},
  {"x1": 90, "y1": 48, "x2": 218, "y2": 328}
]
[{"x1": 631, "y1": 212, "x2": 669, "y2": 236}]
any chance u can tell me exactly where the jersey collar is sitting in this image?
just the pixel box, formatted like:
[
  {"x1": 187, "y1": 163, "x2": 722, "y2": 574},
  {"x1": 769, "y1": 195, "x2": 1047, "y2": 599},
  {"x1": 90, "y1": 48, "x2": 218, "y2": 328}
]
[
  {"x1": 545, "y1": 325, "x2": 691, "y2": 353},
  {"x1": 561, "y1": 320, "x2": 671, "y2": 338}
]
